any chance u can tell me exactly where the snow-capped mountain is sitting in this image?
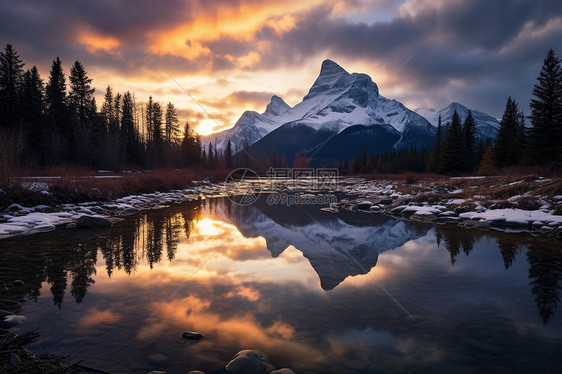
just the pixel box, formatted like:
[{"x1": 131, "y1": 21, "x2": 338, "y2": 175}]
[
  {"x1": 203, "y1": 60, "x2": 500, "y2": 162},
  {"x1": 417, "y1": 102, "x2": 500, "y2": 141},
  {"x1": 202, "y1": 95, "x2": 291, "y2": 151},
  {"x1": 226, "y1": 201, "x2": 427, "y2": 290},
  {"x1": 248, "y1": 60, "x2": 436, "y2": 163},
  {"x1": 203, "y1": 59, "x2": 436, "y2": 161}
]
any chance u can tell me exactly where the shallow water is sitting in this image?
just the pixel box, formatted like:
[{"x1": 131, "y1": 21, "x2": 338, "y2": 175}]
[{"x1": 0, "y1": 197, "x2": 561, "y2": 373}]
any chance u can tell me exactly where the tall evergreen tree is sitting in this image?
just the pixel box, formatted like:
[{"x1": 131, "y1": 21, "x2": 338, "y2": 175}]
[
  {"x1": 439, "y1": 110, "x2": 465, "y2": 174},
  {"x1": 462, "y1": 110, "x2": 476, "y2": 170},
  {"x1": 121, "y1": 91, "x2": 137, "y2": 164},
  {"x1": 225, "y1": 139, "x2": 233, "y2": 168},
  {"x1": 208, "y1": 142, "x2": 214, "y2": 168},
  {"x1": 101, "y1": 85, "x2": 114, "y2": 132},
  {"x1": 146, "y1": 96, "x2": 154, "y2": 143},
  {"x1": 426, "y1": 114, "x2": 442, "y2": 172},
  {"x1": 164, "y1": 102, "x2": 179, "y2": 144},
  {"x1": 45, "y1": 57, "x2": 69, "y2": 164},
  {"x1": 494, "y1": 97, "x2": 524, "y2": 168},
  {"x1": 527, "y1": 49, "x2": 562, "y2": 164},
  {"x1": 152, "y1": 102, "x2": 163, "y2": 143},
  {"x1": 180, "y1": 122, "x2": 201, "y2": 167},
  {"x1": 0, "y1": 44, "x2": 24, "y2": 129},
  {"x1": 114, "y1": 92, "x2": 122, "y2": 132},
  {"x1": 21, "y1": 66, "x2": 45, "y2": 159},
  {"x1": 68, "y1": 61, "x2": 95, "y2": 126}
]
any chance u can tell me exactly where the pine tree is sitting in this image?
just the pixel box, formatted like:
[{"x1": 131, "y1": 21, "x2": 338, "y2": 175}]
[
  {"x1": 114, "y1": 92, "x2": 122, "y2": 131},
  {"x1": 426, "y1": 114, "x2": 442, "y2": 172},
  {"x1": 180, "y1": 122, "x2": 201, "y2": 167},
  {"x1": 21, "y1": 66, "x2": 45, "y2": 159},
  {"x1": 0, "y1": 44, "x2": 25, "y2": 129},
  {"x1": 164, "y1": 102, "x2": 179, "y2": 144},
  {"x1": 145, "y1": 96, "x2": 154, "y2": 143},
  {"x1": 478, "y1": 145, "x2": 496, "y2": 176},
  {"x1": 494, "y1": 97, "x2": 523, "y2": 168},
  {"x1": 121, "y1": 91, "x2": 137, "y2": 164},
  {"x1": 527, "y1": 49, "x2": 562, "y2": 164},
  {"x1": 68, "y1": 61, "x2": 95, "y2": 126},
  {"x1": 439, "y1": 110, "x2": 465, "y2": 174},
  {"x1": 45, "y1": 57, "x2": 69, "y2": 163},
  {"x1": 462, "y1": 110, "x2": 476, "y2": 170},
  {"x1": 208, "y1": 142, "x2": 214, "y2": 168},
  {"x1": 152, "y1": 102, "x2": 163, "y2": 143},
  {"x1": 101, "y1": 85, "x2": 114, "y2": 132},
  {"x1": 225, "y1": 139, "x2": 233, "y2": 168}
]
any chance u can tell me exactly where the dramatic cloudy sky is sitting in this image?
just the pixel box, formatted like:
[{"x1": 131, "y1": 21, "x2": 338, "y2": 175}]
[{"x1": 1, "y1": 0, "x2": 561, "y2": 134}]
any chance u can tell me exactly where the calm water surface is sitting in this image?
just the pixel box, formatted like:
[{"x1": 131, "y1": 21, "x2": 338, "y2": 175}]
[{"x1": 0, "y1": 197, "x2": 561, "y2": 373}]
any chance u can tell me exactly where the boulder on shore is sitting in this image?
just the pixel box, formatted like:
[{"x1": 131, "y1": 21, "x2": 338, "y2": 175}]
[
  {"x1": 76, "y1": 215, "x2": 112, "y2": 228},
  {"x1": 226, "y1": 350, "x2": 268, "y2": 374}
]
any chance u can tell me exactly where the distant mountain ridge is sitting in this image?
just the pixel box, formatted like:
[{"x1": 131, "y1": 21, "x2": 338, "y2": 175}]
[
  {"x1": 416, "y1": 102, "x2": 499, "y2": 141},
  {"x1": 203, "y1": 60, "x2": 499, "y2": 162}
]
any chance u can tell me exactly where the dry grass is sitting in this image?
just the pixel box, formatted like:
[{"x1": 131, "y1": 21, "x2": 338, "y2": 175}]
[{"x1": 0, "y1": 167, "x2": 231, "y2": 209}]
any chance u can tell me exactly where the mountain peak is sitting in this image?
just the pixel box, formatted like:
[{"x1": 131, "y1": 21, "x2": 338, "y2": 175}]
[
  {"x1": 448, "y1": 102, "x2": 467, "y2": 110},
  {"x1": 264, "y1": 95, "x2": 290, "y2": 117},
  {"x1": 320, "y1": 59, "x2": 348, "y2": 76},
  {"x1": 303, "y1": 59, "x2": 350, "y2": 101}
]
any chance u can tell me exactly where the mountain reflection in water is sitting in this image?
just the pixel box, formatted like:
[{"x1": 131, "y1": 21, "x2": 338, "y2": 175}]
[{"x1": 0, "y1": 197, "x2": 561, "y2": 373}]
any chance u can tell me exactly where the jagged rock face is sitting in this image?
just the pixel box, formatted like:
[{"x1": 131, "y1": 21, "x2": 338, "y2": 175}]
[{"x1": 203, "y1": 59, "x2": 498, "y2": 162}]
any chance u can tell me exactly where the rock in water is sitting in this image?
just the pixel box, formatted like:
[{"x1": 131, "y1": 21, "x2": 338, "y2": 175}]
[
  {"x1": 1, "y1": 314, "x2": 25, "y2": 328},
  {"x1": 76, "y1": 215, "x2": 113, "y2": 228},
  {"x1": 181, "y1": 331, "x2": 204, "y2": 340},
  {"x1": 226, "y1": 350, "x2": 268, "y2": 374},
  {"x1": 0, "y1": 310, "x2": 14, "y2": 319}
]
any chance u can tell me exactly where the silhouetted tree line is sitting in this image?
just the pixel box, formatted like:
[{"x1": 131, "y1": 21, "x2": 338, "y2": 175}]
[
  {"x1": 427, "y1": 49, "x2": 562, "y2": 175},
  {"x1": 333, "y1": 49, "x2": 561, "y2": 175},
  {"x1": 0, "y1": 44, "x2": 202, "y2": 173},
  {"x1": 341, "y1": 148, "x2": 430, "y2": 174}
]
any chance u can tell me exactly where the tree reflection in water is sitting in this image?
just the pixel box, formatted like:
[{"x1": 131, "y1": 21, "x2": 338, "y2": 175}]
[
  {"x1": 0, "y1": 198, "x2": 560, "y2": 326},
  {"x1": 435, "y1": 226, "x2": 562, "y2": 323},
  {"x1": 0, "y1": 200, "x2": 201, "y2": 307}
]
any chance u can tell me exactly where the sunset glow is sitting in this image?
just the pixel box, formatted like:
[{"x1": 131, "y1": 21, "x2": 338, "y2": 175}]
[{"x1": 1, "y1": 0, "x2": 559, "y2": 134}]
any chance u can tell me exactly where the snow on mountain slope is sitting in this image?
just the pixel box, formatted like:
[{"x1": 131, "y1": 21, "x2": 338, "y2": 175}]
[
  {"x1": 417, "y1": 102, "x2": 500, "y2": 141},
  {"x1": 230, "y1": 203, "x2": 426, "y2": 290},
  {"x1": 204, "y1": 59, "x2": 436, "y2": 153},
  {"x1": 202, "y1": 95, "x2": 291, "y2": 150}
]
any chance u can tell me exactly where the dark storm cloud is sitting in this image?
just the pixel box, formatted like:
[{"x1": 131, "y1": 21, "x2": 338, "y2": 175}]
[
  {"x1": 1, "y1": 0, "x2": 561, "y2": 117},
  {"x1": 248, "y1": 0, "x2": 562, "y2": 116}
]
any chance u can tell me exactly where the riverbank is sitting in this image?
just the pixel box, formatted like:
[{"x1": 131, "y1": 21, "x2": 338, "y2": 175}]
[
  {"x1": 335, "y1": 175, "x2": 562, "y2": 240},
  {"x1": 1, "y1": 173, "x2": 561, "y2": 240}
]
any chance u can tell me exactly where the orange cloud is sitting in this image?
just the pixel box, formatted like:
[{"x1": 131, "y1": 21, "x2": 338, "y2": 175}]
[
  {"x1": 78, "y1": 30, "x2": 121, "y2": 54},
  {"x1": 79, "y1": 307, "x2": 122, "y2": 328},
  {"x1": 147, "y1": 0, "x2": 323, "y2": 60}
]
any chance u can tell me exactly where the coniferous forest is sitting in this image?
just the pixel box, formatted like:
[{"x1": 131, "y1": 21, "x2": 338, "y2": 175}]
[
  {"x1": 1, "y1": 44, "x2": 561, "y2": 177},
  {"x1": 343, "y1": 49, "x2": 562, "y2": 175},
  {"x1": 0, "y1": 44, "x2": 203, "y2": 178}
]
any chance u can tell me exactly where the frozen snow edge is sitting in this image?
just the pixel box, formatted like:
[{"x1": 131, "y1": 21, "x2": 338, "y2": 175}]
[
  {"x1": 332, "y1": 178, "x2": 562, "y2": 238},
  {"x1": 0, "y1": 187, "x2": 207, "y2": 239}
]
